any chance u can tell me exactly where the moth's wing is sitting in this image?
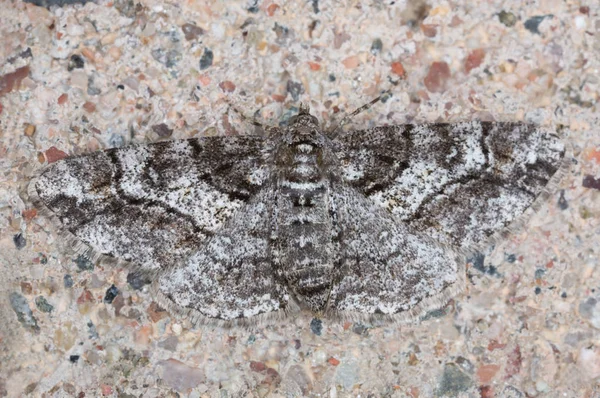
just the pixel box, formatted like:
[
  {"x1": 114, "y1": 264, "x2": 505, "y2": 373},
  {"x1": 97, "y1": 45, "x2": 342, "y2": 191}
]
[
  {"x1": 332, "y1": 122, "x2": 567, "y2": 249},
  {"x1": 29, "y1": 136, "x2": 271, "y2": 273},
  {"x1": 326, "y1": 183, "x2": 464, "y2": 320},
  {"x1": 152, "y1": 188, "x2": 295, "y2": 325}
]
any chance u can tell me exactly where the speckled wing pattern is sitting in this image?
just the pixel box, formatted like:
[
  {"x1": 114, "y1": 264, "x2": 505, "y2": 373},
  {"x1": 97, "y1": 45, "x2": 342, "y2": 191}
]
[
  {"x1": 30, "y1": 136, "x2": 270, "y2": 273},
  {"x1": 327, "y1": 182, "x2": 463, "y2": 319},
  {"x1": 332, "y1": 122, "x2": 566, "y2": 250},
  {"x1": 153, "y1": 189, "x2": 294, "y2": 324},
  {"x1": 30, "y1": 114, "x2": 566, "y2": 325}
]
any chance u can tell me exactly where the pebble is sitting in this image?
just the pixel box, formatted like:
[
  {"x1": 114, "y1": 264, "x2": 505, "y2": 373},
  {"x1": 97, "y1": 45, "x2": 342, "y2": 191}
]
[
  {"x1": 582, "y1": 175, "x2": 600, "y2": 190},
  {"x1": 424, "y1": 61, "x2": 451, "y2": 93},
  {"x1": 465, "y1": 49, "x2": 485, "y2": 73},
  {"x1": 67, "y1": 54, "x2": 84, "y2": 71},
  {"x1": 498, "y1": 11, "x2": 517, "y2": 27},
  {"x1": 44, "y1": 146, "x2": 68, "y2": 163},
  {"x1": 370, "y1": 38, "x2": 382, "y2": 54},
  {"x1": 159, "y1": 359, "x2": 205, "y2": 391},
  {"x1": 477, "y1": 364, "x2": 500, "y2": 383},
  {"x1": 558, "y1": 190, "x2": 568, "y2": 210},
  {"x1": 74, "y1": 254, "x2": 94, "y2": 271},
  {"x1": 199, "y1": 48, "x2": 214, "y2": 70},
  {"x1": 9, "y1": 292, "x2": 40, "y2": 332},
  {"x1": 0, "y1": 66, "x2": 30, "y2": 96},
  {"x1": 181, "y1": 23, "x2": 204, "y2": 41},
  {"x1": 20, "y1": 282, "x2": 32, "y2": 295},
  {"x1": 436, "y1": 363, "x2": 473, "y2": 396},
  {"x1": 341, "y1": 55, "x2": 359, "y2": 69},
  {"x1": 103, "y1": 284, "x2": 119, "y2": 304},
  {"x1": 152, "y1": 123, "x2": 173, "y2": 138},
  {"x1": 310, "y1": 318, "x2": 323, "y2": 335},
  {"x1": 524, "y1": 15, "x2": 553, "y2": 35},
  {"x1": 391, "y1": 61, "x2": 405, "y2": 77},
  {"x1": 35, "y1": 296, "x2": 54, "y2": 313},
  {"x1": 13, "y1": 233, "x2": 26, "y2": 249},
  {"x1": 578, "y1": 296, "x2": 600, "y2": 328},
  {"x1": 24, "y1": 123, "x2": 36, "y2": 137},
  {"x1": 219, "y1": 80, "x2": 236, "y2": 93}
]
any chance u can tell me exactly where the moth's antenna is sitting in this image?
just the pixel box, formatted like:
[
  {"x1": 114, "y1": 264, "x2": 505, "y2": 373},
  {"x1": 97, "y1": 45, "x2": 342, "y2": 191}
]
[{"x1": 327, "y1": 91, "x2": 390, "y2": 140}]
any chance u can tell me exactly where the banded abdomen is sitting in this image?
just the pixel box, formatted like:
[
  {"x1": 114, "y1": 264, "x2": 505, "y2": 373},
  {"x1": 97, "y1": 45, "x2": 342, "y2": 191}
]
[{"x1": 274, "y1": 142, "x2": 334, "y2": 311}]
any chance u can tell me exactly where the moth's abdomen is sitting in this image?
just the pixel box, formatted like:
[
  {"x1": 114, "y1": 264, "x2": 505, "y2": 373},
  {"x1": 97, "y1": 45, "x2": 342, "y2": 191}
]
[{"x1": 275, "y1": 142, "x2": 334, "y2": 311}]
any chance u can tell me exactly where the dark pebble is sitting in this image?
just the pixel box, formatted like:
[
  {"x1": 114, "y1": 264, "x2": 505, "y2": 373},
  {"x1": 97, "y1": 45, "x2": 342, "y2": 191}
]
[
  {"x1": 498, "y1": 10, "x2": 517, "y2": 27},
  {"x1": 67, "y1": 54, "x2": 85, "y2": 71},
  {"x1": 273, "y1": 23, "x2": 291, "y2": 42},
  {"x1": 152, "y1": 123, "x2": 173, "y2": 138},
  {"x1": 9, "y1": 292, "x2": 40, "y2": 332},
  {"x1": 35, "y1": 296, "x2": 54, "y2": 313},
  {"x1": 199, "y1": 48, "x2": 214, "y2": 70},
  {"x1": 247, "y1": 0, "x2": 259, "y2": 13},
  {"x1": 104, "y1": 284, "x2": 119, "y2": 304},
  {"x1": 74, "y1": 254, "x2": 94, "y2": 271},
  {"x1": 310, "y1": 318, "x2": 322, "y2": 335},
  {"x1": 87, "y1": 321, "x2": 99, "y2": 339},
  {"x1": 69, "y1": 355, "x2": 80, "y2": 363},
  {"x1": 181, "y1": 23, "x2": 205, "y2": 41},
  {"x1": 127, "y1": 271, "x2": 151, "y2": 290},
  {"x1": 505, "y1": 253, "x2": 517, "y2": 263},
  {"x1": 535, "y1": 287, "x2": 542, "y2": 295},
  {"x1": 64, "y1": 274, "x2": 74, "y2": 288},
  {"x1": 561, "y1": 292, "x2": 567, "y2": 298},
  {"x1": 534, "y1": 268, "x2": 546, "y2": 279},
  {"x1": 23, "y1": 0, "x2": 94, "y2": 8},
  {"x1": 436, "y1": 363, "x2": 473, "y2": 396},
  {"x1": 558, "y1": 190, "x2": 568, "y2": 210},
  {"x1": 583, "y1": 175, "x2": 600, "y2": 190},
  {"x1": 286, "y1": 80, "x2": 304, "y2": 101},
  {"x1": 468, "y1": 252, "x2": 500, "y2": 277},
  {"x1": 311, "y1": 0, "x2": 319, "y2": 13},
  {"x1": 352, "y1": 323, "x2": 369, "y2": 336},
  {"x1": 13, "y1": 233, "x2": 26, "y2": 249},
  {"x1": 380, "y1": 91, "x2": 392, "y2": 103},
  {"x1": 524, "y1": 15, "x2": 553, "y2": 35},
  {"x1": 370, "y1": 38, "x2": 383, "y2": 54},
  {"x1": 328, "y1": 74, "x2": 336, "y2": 82},
  {"x1": 247, "y1": 334, "x2": 256, "y2": 345},
  {"x1": 7, "y1": 47, "x2": 32, "y2": 64}
]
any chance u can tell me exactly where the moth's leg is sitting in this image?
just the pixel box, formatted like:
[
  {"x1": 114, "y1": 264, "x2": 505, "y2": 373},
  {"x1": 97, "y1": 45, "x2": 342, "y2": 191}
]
[{"x1": 327, "y1": 90, "x2": 391, "y2": 139}]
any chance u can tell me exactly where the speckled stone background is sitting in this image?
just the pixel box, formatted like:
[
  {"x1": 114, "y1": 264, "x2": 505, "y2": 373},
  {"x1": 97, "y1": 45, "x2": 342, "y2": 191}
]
[{"x1": 1, "y1": 0, "x2": 599, "y2": 397}]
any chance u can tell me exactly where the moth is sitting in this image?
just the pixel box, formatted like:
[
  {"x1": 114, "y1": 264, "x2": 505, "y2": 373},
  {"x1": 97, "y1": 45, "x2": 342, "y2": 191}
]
[{"x1": 29, "y1": 104, "x2": 567, "y2": 325}]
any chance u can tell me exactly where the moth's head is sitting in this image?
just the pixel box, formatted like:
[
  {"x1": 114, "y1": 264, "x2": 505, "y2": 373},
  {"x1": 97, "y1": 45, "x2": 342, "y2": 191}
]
[{"x1": 287, "y1": 104, "x2": 321, "y2": 144}]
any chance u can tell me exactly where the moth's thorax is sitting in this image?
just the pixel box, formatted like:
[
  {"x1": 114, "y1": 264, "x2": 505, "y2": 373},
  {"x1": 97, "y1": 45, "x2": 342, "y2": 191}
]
[{"x1": 274, "y1": 116, "x2": 334, "y2": 311}]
